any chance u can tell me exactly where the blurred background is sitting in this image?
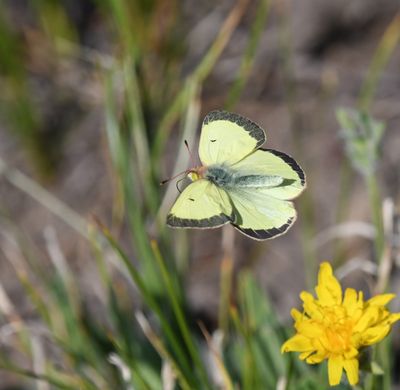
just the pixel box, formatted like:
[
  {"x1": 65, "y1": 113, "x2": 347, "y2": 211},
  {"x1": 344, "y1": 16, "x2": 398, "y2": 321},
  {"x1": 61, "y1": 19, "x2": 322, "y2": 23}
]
[{"x1": 1, "y1": 0, "x2": 400, "y2": 388}]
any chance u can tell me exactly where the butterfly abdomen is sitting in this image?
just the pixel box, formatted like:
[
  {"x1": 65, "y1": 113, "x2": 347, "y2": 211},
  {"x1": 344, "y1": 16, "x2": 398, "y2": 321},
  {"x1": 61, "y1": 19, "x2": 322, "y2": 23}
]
[
  {"x1": 205, "y1": 165, "x2": 283, "y2": 189},
  {"x1": 233, "y1": 174, "x2": 283, "y2": 188}
]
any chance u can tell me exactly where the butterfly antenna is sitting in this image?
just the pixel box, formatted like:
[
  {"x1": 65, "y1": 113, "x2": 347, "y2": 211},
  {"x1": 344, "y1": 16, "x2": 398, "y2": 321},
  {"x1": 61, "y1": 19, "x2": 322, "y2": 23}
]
[
  {"x1": 160, "y1": 169, "x2": 188, "y2": 185},
  {"x1": 184, "y1": 140, "x2": 196, "y2": 168},
  {"x1": 160, "y1": 140, "x2": 195, "y2": 185}
]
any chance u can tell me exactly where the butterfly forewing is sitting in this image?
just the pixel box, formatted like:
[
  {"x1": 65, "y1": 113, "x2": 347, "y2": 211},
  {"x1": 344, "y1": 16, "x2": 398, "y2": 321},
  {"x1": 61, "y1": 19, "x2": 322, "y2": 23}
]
[
  {"x1": 199, "y1": 111, "x2": 266, "y2": 166},
  {"x1": 166, "y1": 179, "x2": 232, "y2": 228}
]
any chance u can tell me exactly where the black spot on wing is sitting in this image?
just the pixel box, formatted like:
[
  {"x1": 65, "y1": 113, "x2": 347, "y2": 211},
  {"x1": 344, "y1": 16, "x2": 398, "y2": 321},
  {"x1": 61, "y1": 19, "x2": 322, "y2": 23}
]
[
  {"x1": 204, "y1": 110, "x2": 266, "y2": 147},
  {"x1": 166, "y1": 213, "x2": 230, "y2": 228},
  {"x1": 262, "y1": 148, "x2": 306, "y2": 186},
  {"x1": 232, "y1": 216, "x2": 295, "y2": 240}
]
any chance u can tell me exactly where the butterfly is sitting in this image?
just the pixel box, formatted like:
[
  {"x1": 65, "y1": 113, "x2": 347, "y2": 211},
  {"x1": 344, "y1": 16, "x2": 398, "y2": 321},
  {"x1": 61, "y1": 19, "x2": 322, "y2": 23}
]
[{"x1": 166, "y1": 110, "x2": 306, "y2": 240}]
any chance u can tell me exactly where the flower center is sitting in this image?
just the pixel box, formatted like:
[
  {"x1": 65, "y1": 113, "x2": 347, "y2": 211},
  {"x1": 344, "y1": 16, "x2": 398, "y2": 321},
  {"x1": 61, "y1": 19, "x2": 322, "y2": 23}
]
[{"x1": 321, "y1": 307, "x2": 354, "y2": 354}]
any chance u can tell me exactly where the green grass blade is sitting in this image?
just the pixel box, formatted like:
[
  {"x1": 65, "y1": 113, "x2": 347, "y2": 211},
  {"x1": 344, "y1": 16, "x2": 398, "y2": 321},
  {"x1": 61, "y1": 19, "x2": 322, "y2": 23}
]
[
  {"x1": 97, "y1": 224, "x2": 197, "y2": 385},
  {"x1": 225, "y1": 0, "x2": 270, "y2": 110},
  {"x1": 358, "y1": 15, "x2": 400, "y2": 112},
  {"x1": 151, "y1": 0, "x2": 250, "y2": 163},
  {"x1": 135, "y1": 311, "x2": 192, "y2": 390},
  {"x1": 122, "y1": 58, "x2": 158, "y2": 214},
  {"x1": 151, "y1": 240, "x2": 212, "y2": 389},
  {"x1": 105, "y1": 71, "x2": 161, "y2": 295},
  {"x1": 0, "y1": 158, "x2": 87, "y2": 238}
]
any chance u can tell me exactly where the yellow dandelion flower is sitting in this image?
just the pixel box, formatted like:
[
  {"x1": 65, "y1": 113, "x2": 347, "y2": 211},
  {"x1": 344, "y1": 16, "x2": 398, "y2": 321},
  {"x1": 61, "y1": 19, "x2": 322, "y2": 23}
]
[{"x1": 281, "y1": 262, "x2": 400, "y2": 386}]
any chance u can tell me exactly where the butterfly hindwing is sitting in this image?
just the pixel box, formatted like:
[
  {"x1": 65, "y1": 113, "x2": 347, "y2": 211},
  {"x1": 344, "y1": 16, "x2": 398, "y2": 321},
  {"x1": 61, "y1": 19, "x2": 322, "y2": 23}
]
[
  {"x1": 166, "y1": 179, "x2": 232, "y2": 228},
  {"x1": 199, "y1": 110, "x2": 266, "y2": 166},
  {"x1": 228, "y1": 188, "x2": 297, "y2": 240},
  {"x1": 231, "y1": 148, "x2": 306, "y2": 200}
]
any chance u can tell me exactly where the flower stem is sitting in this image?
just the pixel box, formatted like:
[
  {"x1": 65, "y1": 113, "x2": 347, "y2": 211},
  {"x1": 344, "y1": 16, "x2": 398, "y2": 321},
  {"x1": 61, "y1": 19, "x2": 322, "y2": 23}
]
[{"x1": 366, "y1": 174, "x2": 384, "y2": 264}]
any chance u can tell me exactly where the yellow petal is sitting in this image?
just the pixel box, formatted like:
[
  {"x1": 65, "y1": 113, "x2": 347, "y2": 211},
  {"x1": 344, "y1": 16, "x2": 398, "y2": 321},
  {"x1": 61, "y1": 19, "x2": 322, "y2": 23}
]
[
  {"x1": 343, "y1": 288, "x2": 357, "y2": 306},
  {"x1": 306, "y1": 350, "x2": 328, "y2": 364},
  {"x1": 299, "y1": 351, "x2": 313, "y2": 360},
  {"x1": 328, "y1": 355, "x2": 344, "y2": 386},
  {"x1": 300, "y1": 292, "x2": 323, "y2": 319},
  {"x1": 344, "y1": 347, "x2": 358, "y2": 359},
  {"x1": 311, "y1": 338, "x2": 326, "y2": 351},
  {"x1": 291, "y1": 308, "x2": 302, "y2": 322},
  {"x1": 353, "y1": 307, "x2": 380, "y2": 333},
  {"x1": 358, "y1": 290, "x2": 364, "y2": 301},
  {"x1": 318, "y1": 338, "x2": 330, "y2": 353},
  {"x1": 343, "y1": 358, "x2": 359, "y2": 385},
  {"x1": 367, "y1": 294, "x2": 395, "y2": 307},
  {"x1": 296, "y1": 321, "x2": 324, "y2": 338},
  {"x1": 343, "y1": 288, "x2": 362, "y2": 317},
  {"x1": 315, "y1": 285, "x2": 337, "y2": 306},
  {"x1": 361, "y1": 325, "x2": 390, "y2": 345},
  {"x1": 351, "y1": 333, "x2": 362, "y2": 349},
  {"x1": 387, "y1": 313, "x2": 400, "y2": 325},
  {"x1": 316, "y1": 262, "x2": 342, "y2": 306},
  {"x1": 281, "y1": 334, "x2": 313, "y2": 353}
]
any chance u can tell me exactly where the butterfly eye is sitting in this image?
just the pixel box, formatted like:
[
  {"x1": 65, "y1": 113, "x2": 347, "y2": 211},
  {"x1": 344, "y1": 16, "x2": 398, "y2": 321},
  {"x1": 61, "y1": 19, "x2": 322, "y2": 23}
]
[
  {"x1": 176, "y1": 177, "x2": 186, "y2": 193},
  {"x1": 210, "y1": 139, "x2": 217, "y2": 143},
  {"x1": 188, "y1": 198, "x2": 195, "y2": 202}
]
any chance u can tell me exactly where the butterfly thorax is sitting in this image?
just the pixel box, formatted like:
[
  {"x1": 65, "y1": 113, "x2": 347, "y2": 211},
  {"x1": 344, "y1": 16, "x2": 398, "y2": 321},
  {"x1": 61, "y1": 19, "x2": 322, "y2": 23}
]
[
  {"x1": 188, "y1": 165, "x2": 233, "y2": 186},
  {"x1": 204, "y1": 165, "x2": 234, "y2": 188}
]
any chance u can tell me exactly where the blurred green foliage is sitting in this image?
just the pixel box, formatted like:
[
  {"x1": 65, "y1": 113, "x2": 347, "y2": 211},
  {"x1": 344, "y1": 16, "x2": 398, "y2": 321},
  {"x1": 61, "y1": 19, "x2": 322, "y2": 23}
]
[
  {"x1": 0, "y1": 1, "x2": 399, "y2": 389},
  {"x1": 337, "y1": 109, "x2": 385, "y2": 178}
]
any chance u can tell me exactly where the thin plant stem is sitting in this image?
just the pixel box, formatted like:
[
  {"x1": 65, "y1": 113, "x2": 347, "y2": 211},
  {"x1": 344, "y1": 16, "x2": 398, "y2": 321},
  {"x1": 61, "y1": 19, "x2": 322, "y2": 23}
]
[
  {"x1": 225, "y1": 0, "x2": 270, "y2": 110},
  {"x1": 379, "y1": 337, "x2": 391, "y2": 390},
  {"x1": 99, "y1": 228, "x2": 196, "y2": 385},
  {"x1": 276, "y1": 0, "x2": 317, "y2": 287},
  {"x1": 122, "y1": 59, "x2": 158, "y2": 215},
  {"x1": 135, "y1": 312, "x2": 192, "y2": 390},
  {"x1": 105, "y1": 72, "x2": 161, "y2": 295},
  {"x1": 230, "y1": 305, "x2": 260, "y2": 390},
  {"x1": 366, "y1": 174, "x2": 384, "y2": 263},
  {"x1": 155, "y1": 79, "x2": 201, "y2": 232},
  {"x1": 358, "y1": 14, "x2": 400, "y2": 112},
  {"x1": 219, "y1": 226, "x2": 235, "y2": 332},
  {"x1": 365, "y1": 174, "x2": 389, "y2": 390},
  {"x1": 335, "y1": 14, "x2": 400, "y2": 267},
  {"x1": 332, "y1": 158, "x2": 353, "y2": 266},
  {"x1": 151, "y1": 240, "x2": 213, "y2": 390},
  {"x1": 151, "y1": 0, "x2": 250, "y2": 164},
  {"x1": 375, "y1": 198, "x2": 394, "y2": 294},
  {"x1": 0, "y1": 158, "x2": 87, "y2": 238},
  {"x1": 356, "y1": 16, "x2": 400, "y2": 389}
]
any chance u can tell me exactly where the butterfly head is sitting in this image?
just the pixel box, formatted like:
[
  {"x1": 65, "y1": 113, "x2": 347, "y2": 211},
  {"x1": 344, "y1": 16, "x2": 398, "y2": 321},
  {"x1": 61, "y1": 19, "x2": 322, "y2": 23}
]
[
  {"x1": 187, "y1": 166, "x2": 207, "y2": 182},
  {"x1": 161, "y1": 165, "x2": 206, "y2": 186}
]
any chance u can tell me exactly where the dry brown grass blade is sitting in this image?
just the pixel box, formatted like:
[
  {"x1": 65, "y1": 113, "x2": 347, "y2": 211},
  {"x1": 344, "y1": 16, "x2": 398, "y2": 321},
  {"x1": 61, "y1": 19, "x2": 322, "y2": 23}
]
[
  {"x1": 198, "y1": 322, "x2": 234, "y2": 390},
  {"x1": 375, "y1": 198, "x2": 395, "y2": 294}
]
